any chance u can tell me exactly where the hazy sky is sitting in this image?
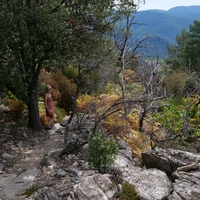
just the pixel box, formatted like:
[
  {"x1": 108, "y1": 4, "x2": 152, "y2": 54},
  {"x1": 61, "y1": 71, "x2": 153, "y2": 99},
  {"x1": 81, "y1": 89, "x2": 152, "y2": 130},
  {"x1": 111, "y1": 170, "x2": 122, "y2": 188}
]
[{"x1": 138, "y1": 0, "x2": 200, "y2": 11}]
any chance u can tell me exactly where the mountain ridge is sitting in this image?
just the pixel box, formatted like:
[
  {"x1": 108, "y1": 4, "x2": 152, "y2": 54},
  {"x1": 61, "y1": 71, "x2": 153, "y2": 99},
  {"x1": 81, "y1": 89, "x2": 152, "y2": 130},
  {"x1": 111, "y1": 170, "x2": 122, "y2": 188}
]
[{"x1": 132, "y1": 5, "x2": 200, "y2": 57}]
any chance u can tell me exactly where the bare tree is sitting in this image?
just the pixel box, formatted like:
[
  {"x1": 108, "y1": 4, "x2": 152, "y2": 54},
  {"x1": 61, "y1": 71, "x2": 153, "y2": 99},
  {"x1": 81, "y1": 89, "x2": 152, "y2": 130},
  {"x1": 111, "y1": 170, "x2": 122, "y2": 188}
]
[
  {"x1": 136, "y1": 58, "x2": 166, "y2": 131},
  {"x1": 113, "y1": 0, "x2": 159, "y2": 134},
  {"x1": 113, "y1": 1, "x2": 150, "y2": 123}
]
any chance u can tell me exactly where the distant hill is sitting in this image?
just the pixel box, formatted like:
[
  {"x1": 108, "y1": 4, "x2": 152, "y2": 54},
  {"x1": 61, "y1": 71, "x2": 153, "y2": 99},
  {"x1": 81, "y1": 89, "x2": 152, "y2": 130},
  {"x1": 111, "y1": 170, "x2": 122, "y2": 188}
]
[{"x1": 131, "y1": 6, "x2": 200, "y2": 57}]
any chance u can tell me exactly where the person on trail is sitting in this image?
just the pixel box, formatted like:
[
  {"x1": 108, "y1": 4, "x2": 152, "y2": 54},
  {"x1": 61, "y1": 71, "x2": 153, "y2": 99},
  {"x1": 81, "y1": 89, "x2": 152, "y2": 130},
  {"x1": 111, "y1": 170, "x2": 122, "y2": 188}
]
[{"x1": 44, "y1": 84, "x2": 56, "y2": 129}]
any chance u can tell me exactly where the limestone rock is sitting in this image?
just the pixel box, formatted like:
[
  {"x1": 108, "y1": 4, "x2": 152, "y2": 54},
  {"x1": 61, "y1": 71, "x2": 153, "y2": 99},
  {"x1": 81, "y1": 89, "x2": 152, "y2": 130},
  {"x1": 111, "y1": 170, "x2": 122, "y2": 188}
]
[
  {"x1": 172, "y1": 170, "x2": 200, "y2": 200},
  {"x1": 1, "y1": 116, "x2": 200, "y2": 200},
  {"x1": 71, "y1": 174, "x2": 117, "y2": 200},
  {"x1": 0, "y1": 173, "x2": 17, "y2": 188},
  {"x1": 142, "y1": 147, "x2": 200, "y2": 200},
  {"x1": 122, "y1": 167, "x2": 173, "y2": 200},
  {"x1": 2, "y1": 153, "x2": 14, "y2": 159},
  {"x1": 142, "y1": 147, "x2": 200, "y2": 175},
  {"x1": 34, "y1": 187, "x2": 61, "y2": 200},
  {"x1": 2, "y1": 169, "x2": 40, "y2": 200}
]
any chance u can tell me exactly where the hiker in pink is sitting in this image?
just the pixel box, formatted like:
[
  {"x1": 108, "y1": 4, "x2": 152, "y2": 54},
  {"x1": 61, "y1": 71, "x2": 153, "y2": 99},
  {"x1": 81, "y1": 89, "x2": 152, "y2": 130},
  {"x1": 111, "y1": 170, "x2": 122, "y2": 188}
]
[{"x1": 44, "y1": 84, "x2": 56, "y2": 129}]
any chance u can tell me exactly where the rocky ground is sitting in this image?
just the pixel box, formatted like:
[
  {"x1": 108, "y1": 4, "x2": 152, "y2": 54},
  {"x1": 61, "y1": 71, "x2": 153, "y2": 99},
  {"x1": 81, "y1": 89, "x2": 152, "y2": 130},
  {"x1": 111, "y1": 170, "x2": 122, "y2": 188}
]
[
  {"x1": 0, "y1": 110, "x2": 200, "y2": 200},
  {"x1": 0, "y1": 119, "x2": 67, "y2": 199}
]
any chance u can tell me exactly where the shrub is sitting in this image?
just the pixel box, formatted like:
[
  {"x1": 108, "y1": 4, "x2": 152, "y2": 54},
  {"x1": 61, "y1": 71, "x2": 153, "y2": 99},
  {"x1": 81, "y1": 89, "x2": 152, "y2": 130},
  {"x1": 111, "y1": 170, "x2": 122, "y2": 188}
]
[
  {"x1": 8, "y1": 99, "x2": 28, "y2": 126},
  {"x1": 55, "y1": 106, "x2": 66, "y2": 122},
  {"x1": 119, "y1": 182, "x2": 139, "y2": 200},
  {"x1": 164, "y1": 72, "x2": 187, "y2": 97},
  {"x1": 38, "y1": 69, "x2": 77, "y2": 113},
  {"x1": 152, "y1": 97, "x2": 200, "y2": 152},
  {"x1": 51, "y1": 70, "x2": 77, "y2": 112},
  {"x1": 184, "y1": 74, "x2": 200, "y2": 97},
  {"x1": 8, "y1": 99, "x2": 24, "y2": 112},
  {"x1": 77, "y1": 94, "x2": 95, "y2": 112},
  {"x1": 88, "y1": 134, "x2": 118, "y2": 173}
]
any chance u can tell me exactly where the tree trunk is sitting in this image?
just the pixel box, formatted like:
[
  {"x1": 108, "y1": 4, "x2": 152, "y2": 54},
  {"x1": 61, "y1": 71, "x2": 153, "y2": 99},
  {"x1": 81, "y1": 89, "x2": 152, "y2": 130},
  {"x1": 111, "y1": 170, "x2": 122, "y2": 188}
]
[
  {"x1": 139, "y1": 106, "x2": 147, "y2": 132},
  {"x1": 27, "y1": 82, "x2": 42, "y2": 132}
]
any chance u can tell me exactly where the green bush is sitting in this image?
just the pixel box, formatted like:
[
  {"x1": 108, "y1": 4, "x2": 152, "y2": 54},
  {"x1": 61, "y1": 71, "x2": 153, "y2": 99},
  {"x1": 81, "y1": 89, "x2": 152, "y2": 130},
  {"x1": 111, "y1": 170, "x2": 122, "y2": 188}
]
[
  {"x1": 62, "y1": 66, "x2": 78, "y2": 83},
  {"x1": 152, "y1": 97, "x2": 200, "y2": 152},
  {"x1": 88, "y1": 134, "x2": 118, "y2": 173},
  {"x1": 119, "y1": 182, "x2": 139, "y2": 200},
  {"x1": 55, "y1": 106, "x2": 66, "y2": 122}
]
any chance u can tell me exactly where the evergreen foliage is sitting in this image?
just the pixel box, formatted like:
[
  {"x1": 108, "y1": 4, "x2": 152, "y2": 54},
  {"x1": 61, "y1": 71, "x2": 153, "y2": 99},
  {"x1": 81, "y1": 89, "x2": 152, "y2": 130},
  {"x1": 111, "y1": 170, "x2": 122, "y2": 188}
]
[
  {"x1": 88, "y1": 134, "x2": 119, "y2": 173},
  {"x1": 166, "y1": 20, "x2": 200, "y2": 73},
  {"x1": 0, "y1": 0, "x2": 122, "y2": 130},
  {"x1": 153, "y1": 96, "x2": 200, "y2": 151},
  {"x1": 184, "y1": 20, "x2": 200, "y2": 72}
]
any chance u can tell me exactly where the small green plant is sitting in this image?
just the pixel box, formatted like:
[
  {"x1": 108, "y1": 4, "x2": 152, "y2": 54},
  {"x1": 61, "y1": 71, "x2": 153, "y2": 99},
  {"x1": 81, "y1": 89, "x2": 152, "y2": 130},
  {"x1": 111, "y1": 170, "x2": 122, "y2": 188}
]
[
  {"x1": 88, "y1": 133, "x2": 118, "y2": 173},
  {"x1": 119, "y1": 182, "x2": 139, "y2": 200},
  {"x1": 21, "y1": 185, "x2": 38, "y2": 197}
]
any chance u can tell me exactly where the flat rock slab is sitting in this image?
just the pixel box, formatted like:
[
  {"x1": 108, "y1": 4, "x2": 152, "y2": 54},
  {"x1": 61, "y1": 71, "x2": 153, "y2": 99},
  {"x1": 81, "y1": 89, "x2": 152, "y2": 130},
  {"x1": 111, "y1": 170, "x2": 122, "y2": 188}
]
[
  {"x1": 0, "y1": 173, "x2": 17, "y2": 187},
  {"x1": 2, "y1": 169, "x2": 40, "y2": 200}
]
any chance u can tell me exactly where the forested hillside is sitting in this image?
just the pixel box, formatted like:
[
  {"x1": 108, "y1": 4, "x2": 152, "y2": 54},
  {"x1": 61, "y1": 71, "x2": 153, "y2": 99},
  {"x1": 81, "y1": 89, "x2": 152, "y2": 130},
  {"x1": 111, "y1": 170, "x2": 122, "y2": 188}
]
[{"x1": 132, "y1": 6, "x2": 200, "y2": 57}]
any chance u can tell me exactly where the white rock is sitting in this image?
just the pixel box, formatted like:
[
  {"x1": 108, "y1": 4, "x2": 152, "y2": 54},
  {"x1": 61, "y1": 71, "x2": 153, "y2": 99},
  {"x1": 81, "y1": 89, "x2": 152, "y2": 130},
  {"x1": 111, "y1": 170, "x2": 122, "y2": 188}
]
[{"x1": 2, "y1": 153, "x2": 14, "y2": 159}]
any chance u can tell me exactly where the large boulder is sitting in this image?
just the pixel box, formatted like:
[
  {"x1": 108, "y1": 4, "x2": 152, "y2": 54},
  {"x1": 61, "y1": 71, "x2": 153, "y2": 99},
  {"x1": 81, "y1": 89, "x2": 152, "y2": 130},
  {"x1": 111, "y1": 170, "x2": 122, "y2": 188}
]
[
  {"x1": 70, "y1": 174, "x2": 117, "y2": 200},
  {"x1": 141, "y1": 147, "x2": 200, "y2": 175},
  {"x1": 142, "y1": 147, "x2": 200, "y2": 200},
  {"x1": 121, "y1": 166, "x2": 173, "y2": 200}
]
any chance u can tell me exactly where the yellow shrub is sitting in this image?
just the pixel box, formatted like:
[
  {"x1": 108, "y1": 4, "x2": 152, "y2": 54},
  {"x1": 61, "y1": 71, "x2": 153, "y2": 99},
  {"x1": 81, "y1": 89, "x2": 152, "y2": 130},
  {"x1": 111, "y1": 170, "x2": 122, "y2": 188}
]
[
  {"x1": 127, "y1": 130, "x2": 151, "y2": 158},
  {"x1": 127, "y1": 114, "x2": 139, "y2": 130},
  {"x1": 8, "y1": 99, "x2": 24, "y2": 112},
  {"x1": 77, "y1": 94, "x2": 95, "y2": 111}
]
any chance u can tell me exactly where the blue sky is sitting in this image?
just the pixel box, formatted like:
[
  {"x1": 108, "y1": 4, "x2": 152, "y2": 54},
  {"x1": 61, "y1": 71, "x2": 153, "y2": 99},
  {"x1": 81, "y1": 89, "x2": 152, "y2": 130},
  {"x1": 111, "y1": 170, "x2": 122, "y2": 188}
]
[{"x1": 138, "y1": 0, "x2": 200, "y2": 11}]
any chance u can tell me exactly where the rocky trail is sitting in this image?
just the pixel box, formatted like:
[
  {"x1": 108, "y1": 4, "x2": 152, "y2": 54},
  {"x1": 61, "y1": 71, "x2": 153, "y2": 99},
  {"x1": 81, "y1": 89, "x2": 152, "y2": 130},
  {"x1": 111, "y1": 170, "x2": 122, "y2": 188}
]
[
  {"x1": 0, "y1": 114, "x2": 200, "y2": 200},
  {"x1": 0, "y1": 122, "x2": 65, "y2": 200}
]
